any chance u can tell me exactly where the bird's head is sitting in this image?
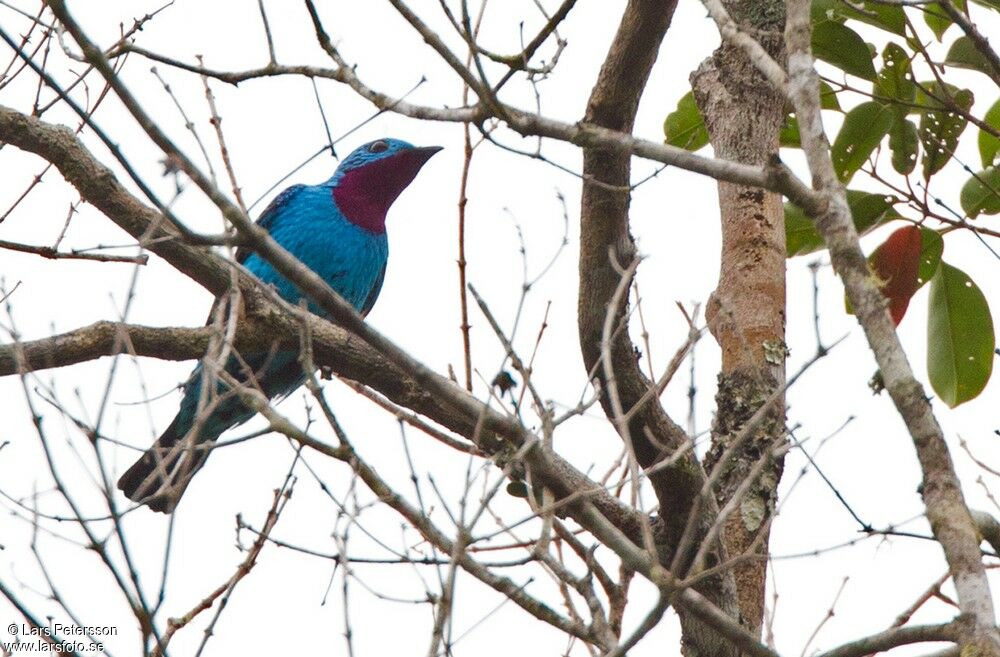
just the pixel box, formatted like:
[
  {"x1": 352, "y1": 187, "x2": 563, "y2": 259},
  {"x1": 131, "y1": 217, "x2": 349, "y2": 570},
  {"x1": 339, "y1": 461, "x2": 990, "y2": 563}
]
[{"x1": 330, "y1": 138, "x2": 442, "y2": 234}]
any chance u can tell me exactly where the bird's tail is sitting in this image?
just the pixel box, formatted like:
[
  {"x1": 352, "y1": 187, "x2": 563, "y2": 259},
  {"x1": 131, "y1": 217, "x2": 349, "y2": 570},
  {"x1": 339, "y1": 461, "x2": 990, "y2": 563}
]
[{"x1": 117, "y1": 416, "x2": 217, "y2": 513}]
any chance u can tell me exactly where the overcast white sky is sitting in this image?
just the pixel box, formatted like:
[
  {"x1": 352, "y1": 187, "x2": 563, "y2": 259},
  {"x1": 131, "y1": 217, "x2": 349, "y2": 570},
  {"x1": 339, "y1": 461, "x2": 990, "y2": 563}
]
[{"x1": 1, "y1": 1, "x2": 998, "y2": 655}]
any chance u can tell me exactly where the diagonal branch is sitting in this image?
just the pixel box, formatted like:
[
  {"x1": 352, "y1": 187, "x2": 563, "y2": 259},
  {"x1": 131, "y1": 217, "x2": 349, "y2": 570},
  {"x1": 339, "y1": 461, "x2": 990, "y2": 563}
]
[
  {"x1": 784, "y1": 0, "x2": 1000, "y2": 653},
  {"x1": 0, "y1": 238, "x2": 148, "y2": 264},
  {"x1": 107, "y1": 47, "x2": 822, "y2": 210},
  {"x1": 0, "y1": 98, "x2": 789, "y2": 655},
  {"x1": 937, "y1": 0, "x2": 1000, "y2": 87},
  {"x1": 0, "y1": 103, "x2": 649, "y2": 558}
]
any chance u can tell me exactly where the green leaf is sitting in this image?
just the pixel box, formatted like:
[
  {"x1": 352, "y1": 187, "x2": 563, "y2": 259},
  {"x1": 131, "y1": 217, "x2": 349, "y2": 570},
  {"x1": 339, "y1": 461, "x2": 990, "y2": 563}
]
[
  {"x1": 960, "y1": 167, "x2": 1000, "y2": 217},
  {"x1": 919, "y1": 84, "x2": 973, "y2": 178},
  {"x1": 786, "y1": 205, "x2": 821, "y2": 256},
  {"x1": 786, "y1": 190, "x2": 902, "y2": 256},
  {"x1": 820, "y1": 80, "x2": 843, "y2": 111},
  {"x1": 663, "y1": 91, "x2": 709, "y2": 152},
  {"x1": 945, "y1": 35, "x2": 997, "y2": 77},
  {"x1": 978, "y1": 98, "x2": 1000, "y2": 167},
  {"x1": 851, "y1": 191, "x2": 906, "y2": 233},
  {"x1": 844, "y1": 2, "x2": 906, "y2": 35},
  {"x1": 811, "y1": 0, "x2": 906, "y2": 35},
  {"x1": 889, "y1": 117, "x2": 919, "y2": 174},
  {"x1": 780, "y1": 114, "x2": 801, "y2": 147},
  {"x1": 927, "y1": 262, "x2": 995, "y2": 407},
  {"x1": 811, "y1": 0, "x2": 842, "y2": 24},
  {"x1": 781, "y1": 84, "x2": 840, "y2": 150},
  {"x1": 924, "y1": 2, "x2": 954, "y2": 40},
  {"x1": 912, "y1": 80, "x2": 968, "y2": 110},
  {"x1": 875, "y1": 42, "x2": 916, "y2": 107},
  {"x1": 925, "y1": 0, "x2": 968, "y2": 39},
  {"x1": 783, "y1": 85, "x2": 840, "y2": 147},
  {"x1": 831, "y1": 101, "x2": 895, "y2": 182},
  {"x1": 813, "y1": 21, "x2": 878, "y2": 81},
  {"x1": 917, "y1": 227, "x2": 945, "y2": 287},
  {"x1": 969, "y1": 0, "x2": 1000, "y2": 12}
]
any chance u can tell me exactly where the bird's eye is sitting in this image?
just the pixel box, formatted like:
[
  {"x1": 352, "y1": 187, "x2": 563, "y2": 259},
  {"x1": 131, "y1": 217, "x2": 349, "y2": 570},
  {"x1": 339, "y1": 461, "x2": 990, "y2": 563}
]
[{"x1": 368, "y1": 140, "x2": 389, "y2": 153}]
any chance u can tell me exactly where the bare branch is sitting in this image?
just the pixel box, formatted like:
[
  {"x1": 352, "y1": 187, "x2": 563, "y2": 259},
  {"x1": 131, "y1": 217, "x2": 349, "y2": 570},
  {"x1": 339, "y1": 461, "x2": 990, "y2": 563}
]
[
  {"x1": 784, "y1": 0, "x2": 1000, "y2": 651},
  {"x1": 0, "y1": 238, "x2": 148, "y2": 264}
]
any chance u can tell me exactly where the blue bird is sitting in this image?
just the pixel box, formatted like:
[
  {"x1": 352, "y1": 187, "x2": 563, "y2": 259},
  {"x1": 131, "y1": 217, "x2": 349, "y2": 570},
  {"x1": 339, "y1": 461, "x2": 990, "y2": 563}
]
[{"x1": 118, "y1": 138, "x2": 441, "y2": 512}]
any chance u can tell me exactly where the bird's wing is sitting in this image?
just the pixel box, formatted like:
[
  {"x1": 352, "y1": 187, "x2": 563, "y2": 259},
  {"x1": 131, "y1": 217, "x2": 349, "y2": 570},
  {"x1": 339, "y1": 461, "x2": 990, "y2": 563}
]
[
  {"x1": 359, "y1": 260, "x2": 387, "y2": 318},
  {"x1": 236, "y1": 184, "x2": 308, "y2": 264}
]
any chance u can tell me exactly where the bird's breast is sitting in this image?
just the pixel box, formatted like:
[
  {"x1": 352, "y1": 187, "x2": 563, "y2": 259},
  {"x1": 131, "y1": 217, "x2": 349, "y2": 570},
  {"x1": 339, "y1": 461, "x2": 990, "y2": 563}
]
[{"x1": 244, "y1": 191, "x2": 388, "y2": 313}]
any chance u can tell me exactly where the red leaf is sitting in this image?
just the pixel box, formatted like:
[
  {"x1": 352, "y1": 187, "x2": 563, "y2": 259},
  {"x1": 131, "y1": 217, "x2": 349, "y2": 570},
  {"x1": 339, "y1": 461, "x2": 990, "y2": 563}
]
[{"x1": 871, "y1": 225, "x2": 923, "y2": 324}]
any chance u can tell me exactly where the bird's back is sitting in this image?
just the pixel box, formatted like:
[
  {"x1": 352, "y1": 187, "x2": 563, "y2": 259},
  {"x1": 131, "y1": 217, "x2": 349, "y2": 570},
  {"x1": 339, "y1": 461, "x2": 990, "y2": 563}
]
[
  {"x1": 242, "y1": 184, "x2": 389, "y2": 314},
  {"x1": 118, "y1": 137, "x2": 438, "y2": 512}
]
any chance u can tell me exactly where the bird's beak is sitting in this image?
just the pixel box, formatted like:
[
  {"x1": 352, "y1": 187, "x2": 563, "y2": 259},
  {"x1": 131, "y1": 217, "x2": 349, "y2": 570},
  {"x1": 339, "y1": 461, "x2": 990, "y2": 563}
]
[
  {"x1": 385, "y1": 145, "x2": 442, "y2": 172},
  {"x1": 412, "y1": 145, "x2": 443, "y2": 161},
  {"x1": 388, "y1": 145, "x2": 442, "y2": 175}
]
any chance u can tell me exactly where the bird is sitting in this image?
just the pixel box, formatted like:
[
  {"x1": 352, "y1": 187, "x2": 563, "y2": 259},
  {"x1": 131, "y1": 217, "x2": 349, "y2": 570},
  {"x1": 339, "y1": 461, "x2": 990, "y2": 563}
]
[{"x1": 117, "y1": 138, "x2": 441, "y2": 513}]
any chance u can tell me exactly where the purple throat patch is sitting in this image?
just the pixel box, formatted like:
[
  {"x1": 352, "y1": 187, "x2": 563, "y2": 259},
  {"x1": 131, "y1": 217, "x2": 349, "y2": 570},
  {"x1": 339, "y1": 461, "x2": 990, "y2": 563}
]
[{"x1": 333, "y1": 148, "x2": 438, "y2": 233}]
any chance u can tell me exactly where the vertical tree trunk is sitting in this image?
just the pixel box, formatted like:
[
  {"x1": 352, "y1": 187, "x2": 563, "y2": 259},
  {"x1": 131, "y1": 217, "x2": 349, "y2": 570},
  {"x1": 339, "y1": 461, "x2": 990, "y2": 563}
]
[
  {"x1": 579, "y1": 3, "x2": 744, "y2": 655},
  {"x1": 691, "y1": 5, "x2": 787, "y2": 635}
]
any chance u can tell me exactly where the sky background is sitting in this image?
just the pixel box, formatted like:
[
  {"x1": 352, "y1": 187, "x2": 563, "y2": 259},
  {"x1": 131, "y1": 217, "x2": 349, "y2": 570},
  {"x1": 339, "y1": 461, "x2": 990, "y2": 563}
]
[{"x1": 0, "y1": 0, "x2": 998, "y2": 655}]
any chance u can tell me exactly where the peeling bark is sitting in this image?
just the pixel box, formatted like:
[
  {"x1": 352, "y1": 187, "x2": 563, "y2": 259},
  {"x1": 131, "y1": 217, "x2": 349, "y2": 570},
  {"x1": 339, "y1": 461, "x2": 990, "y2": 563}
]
[{"x1": 691, "y1": 3, "x2": 787, "y2": 634}]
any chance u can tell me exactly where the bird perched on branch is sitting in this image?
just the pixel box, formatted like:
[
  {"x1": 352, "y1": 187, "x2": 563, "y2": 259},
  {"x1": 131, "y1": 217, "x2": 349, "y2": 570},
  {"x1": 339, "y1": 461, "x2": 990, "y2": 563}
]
[{"x1": 118, "y1": 138, "x2": 441, "y2": 513}]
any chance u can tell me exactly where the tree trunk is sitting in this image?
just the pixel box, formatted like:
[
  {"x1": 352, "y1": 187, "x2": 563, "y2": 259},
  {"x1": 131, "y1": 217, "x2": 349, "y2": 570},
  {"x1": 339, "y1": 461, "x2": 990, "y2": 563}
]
[
  {"x1": 578, "y1": 2, "x2": 742, "y2": 655},
  {"x1": 691, "y1": 5, "x2": 787, "y2": 634}
]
